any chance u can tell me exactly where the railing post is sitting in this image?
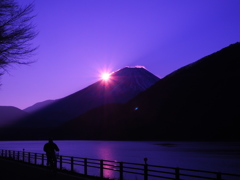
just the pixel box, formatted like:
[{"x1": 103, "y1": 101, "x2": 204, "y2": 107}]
[
  {"x1": 42, "y1": 154, "x2": 44, "y2": 166},
  {"x1": 71, "y1": 157, "x2": 74, "y2": 172},
  {"x1": 175, "y1": 167, "x2": 180, "y2": 180},
  {"x1": 22, "y1": 149, "x2": 25, "y2": 162},
  {"x1": 17, "y1": 151, "x2": 20, "y2": 161},
  {"x1": 28, "y1": 152, "x2": 31, "y2": 163},
  {"x1": 144, "y1": 158, "x2": 148, "y2": 180},
  {"x1": 13, "y1": 151, "x2": 15, "y2": 160},
  {"x1": 100, "y1": 160, "x2": 104, "y2": 178},
  {"x1": 59, "y1": 156, "x2": 62, "y2": 170},
  {"x1": 34, "y1": 153, "x2": 37, "y2": 165},
  {"x1": 119, "y1": 162, "x2": 123, "y2": 180},
  {"x1": 84, "y1": 158, "x2": 88, "y2": 175},
  {"x1": 216, "y1": 172, "x2": 222, "y2": 180}
]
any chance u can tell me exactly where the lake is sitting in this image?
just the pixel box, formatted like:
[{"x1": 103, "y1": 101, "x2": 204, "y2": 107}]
[{"x1": 0, "y1": 140, "x2": 239, "y2": 179}]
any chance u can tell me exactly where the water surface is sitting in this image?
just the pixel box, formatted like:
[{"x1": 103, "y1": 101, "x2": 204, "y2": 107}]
[{"x1": 0, "y1": 141, "x2": 239, "y2": 176}]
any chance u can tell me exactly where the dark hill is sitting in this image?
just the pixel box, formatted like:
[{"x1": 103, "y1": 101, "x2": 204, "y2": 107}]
[
  {"x1": 0, "y1": 106, "x2": 30, "y2": 140},
  {"x1": 24, "y1": 100, "x2": 55, "y2": 113},
  {"x1": 0, "y1": 106, "x2": 28, "y2": 127},
  {"x1": 55, "y1": 42, "x2": 240, "y2": 141}
]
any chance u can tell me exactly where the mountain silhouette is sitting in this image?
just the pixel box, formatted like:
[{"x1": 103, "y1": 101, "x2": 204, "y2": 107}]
[
  {"x1": 2, "y1": 43, "x2": 240, "y2": 141},
  {"x1": 13, "y1": 67, "x2": 159, "y2": 128},
  {"x1": 24, "y1": 100, "x2": 55, "y2": 113},
  {"x1": 0, "y1": 106, "x2": 28, "y2": 127},
  {"x1": 54, "y1": 42, "x2": 240, "y2": 141}
]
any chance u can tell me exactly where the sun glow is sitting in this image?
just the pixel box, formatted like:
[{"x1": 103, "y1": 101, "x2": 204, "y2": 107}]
[{"x1": 101, "y1": 72, "x2": 111, "y2": 81}]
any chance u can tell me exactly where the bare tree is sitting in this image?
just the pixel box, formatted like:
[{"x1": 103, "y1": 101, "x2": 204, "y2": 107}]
[{"x1": 0, "y1": 0, "x2": 38, "y2": 80}]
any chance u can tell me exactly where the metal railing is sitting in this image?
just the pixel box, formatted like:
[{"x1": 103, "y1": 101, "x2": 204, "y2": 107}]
[{"x1": 0, "y1": 149, "x2": 240, "y2": 180}]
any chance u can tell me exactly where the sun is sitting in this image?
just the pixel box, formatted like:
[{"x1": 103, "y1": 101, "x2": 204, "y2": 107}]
[{"x1": 101, "y1": 72, "x2": 111, "y2": 81}]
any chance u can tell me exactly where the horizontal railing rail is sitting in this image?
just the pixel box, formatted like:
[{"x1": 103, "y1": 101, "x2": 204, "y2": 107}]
[{"x1": 0, "y1": 149, "x2": 240, "y2": 180}]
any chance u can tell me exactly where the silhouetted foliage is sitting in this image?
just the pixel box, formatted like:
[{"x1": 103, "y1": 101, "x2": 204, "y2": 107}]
[{"x1": 0, "y1": 0, "x2": 37, "y2": 82}]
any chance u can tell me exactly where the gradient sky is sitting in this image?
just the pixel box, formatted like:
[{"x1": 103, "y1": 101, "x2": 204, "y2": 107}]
[{"x1": 0, "y1": 0, "x2": 240, "y2": 110}]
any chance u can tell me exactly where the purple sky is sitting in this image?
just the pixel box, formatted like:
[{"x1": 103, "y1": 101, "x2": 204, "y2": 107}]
[{"x1": 1, "y1": 0, "x2": 240, "y2": 110}]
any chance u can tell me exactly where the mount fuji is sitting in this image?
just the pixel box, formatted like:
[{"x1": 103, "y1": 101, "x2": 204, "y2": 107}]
[{"x1": 15, "y1": 66, "x2": 160, "y2": 128}]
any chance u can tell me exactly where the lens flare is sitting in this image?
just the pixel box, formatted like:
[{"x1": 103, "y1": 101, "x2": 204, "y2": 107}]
[{"x1": 101, "y1": 72, "x2": 111, "y2": 81}]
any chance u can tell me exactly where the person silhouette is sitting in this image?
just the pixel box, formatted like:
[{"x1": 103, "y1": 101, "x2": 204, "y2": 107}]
[{"x1": 43, "y1": 138, "x2": 59, "y2": 166}]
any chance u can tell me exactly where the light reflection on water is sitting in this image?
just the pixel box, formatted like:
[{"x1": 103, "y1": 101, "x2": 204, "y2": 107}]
[
  {"x1": 98, "y1": 145, "x2": 115, "y2": 178},
  {"x1": 0, "y1": 140, "x2": 240, "y2": 178}
]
